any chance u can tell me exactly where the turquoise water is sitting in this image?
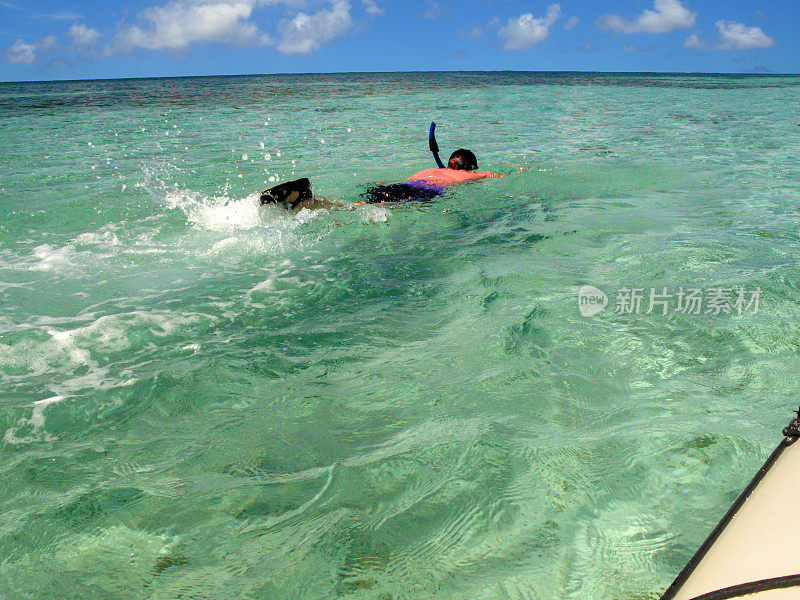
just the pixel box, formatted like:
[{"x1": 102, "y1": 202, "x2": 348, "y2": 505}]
[{"x1": 1, "y1": 71, "x2": 800, "y2": 599}]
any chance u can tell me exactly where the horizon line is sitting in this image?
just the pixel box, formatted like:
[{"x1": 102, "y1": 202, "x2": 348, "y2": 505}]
[{"x1": 1, "y1": 68, "x2": 798, "y2": 85}]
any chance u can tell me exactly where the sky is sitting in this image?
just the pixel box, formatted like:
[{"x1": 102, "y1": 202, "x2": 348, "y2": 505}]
[{"x1": 0, "y1": 0, "x2": 797, "y2": 81}]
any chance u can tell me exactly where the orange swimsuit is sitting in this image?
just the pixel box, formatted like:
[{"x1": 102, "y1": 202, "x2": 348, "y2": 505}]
[{"x1": 406, "y1": 168, "x2": 503, "y2": 188}]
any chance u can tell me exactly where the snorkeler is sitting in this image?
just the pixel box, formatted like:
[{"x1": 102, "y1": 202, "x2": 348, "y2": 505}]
[
  {"x1": 260, "y1": 149, "x2": 501, "y2": 209},
  {"x1": 259, "y1": 124, "x2": 503, "y2": 209},
  {"x1": 358, "y1": 149, "x2": 502, "y2": 204}
]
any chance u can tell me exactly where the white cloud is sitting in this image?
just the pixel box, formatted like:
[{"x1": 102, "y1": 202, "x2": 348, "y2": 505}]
[
  {"x1": 715, "y1": 20, "x2": 774, "y2": 50},
  {"x1": 422, "y1": 1, "x2": 447, "y2": 20},
  {"x1": 498, "y1": 3, "x2": 561, "y2": 51},
  {"x1": 4, "y1": 0, "x2": 381, "y2": 66},
  {"x1": 69, "y1": 23, "x2": 101, "y2": 50},
  {"x1": 277, "y1": 0, "x2": 353, "y2": 56},
  {"x1": 682, "y1": 32, "x2": 705, "y2": 49},
  {"x1": 361, "y1": 0, "x2": 382, "y2": 16},
  {"x1": 597, "y1": 0, "x2": 695, "y2": 35},
  {"x1": 4, "y1": 35, "x2": 56, "y2": 64},
  {"x1": 114, "y1": 1, "x2": 274, "y2": 52},
  {"x1": 457, "y1": 24, "x2": 484, "y2": 39},
  {"x1": 41, "y1": 11, "x2": 83, "y2": 21},
  {"x1": 4, "y1": 39, "x2": 36, "y2": 64},
  {"x1": 564, "y1": 16, "x2": 579, "y2": 31}
]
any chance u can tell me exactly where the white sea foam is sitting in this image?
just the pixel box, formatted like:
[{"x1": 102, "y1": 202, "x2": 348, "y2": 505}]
[
  {"x1": 2, "y1": 224, "x2": 124, "y2": 276},
  {"x1": 3, "y1": 395, "x2": 65, "y2": 445},
  {"x1": 3, "y1": 176, "x2": 321, "y2": 288},
  {"x1": 163, "y1": 188, "x2": 268, "y2": 232},
  {"x1": 149, "y1": 173, "x2": 330, "y2": 259},
  {"x1": 31, "y1": 244, "x2": 78, "y2": 272},
  {"x1": 0, "y1": 310, "x2": 216, "y2": 396},
  {"x1": 357, "y1": 204, "x2": 391, "y2": 222},
  {"x1": 74, "y1": 226, "x2": 121, "y2": 246},
  {"x1": 244, "y1": 259, "x2": 296, "y2": 308}
]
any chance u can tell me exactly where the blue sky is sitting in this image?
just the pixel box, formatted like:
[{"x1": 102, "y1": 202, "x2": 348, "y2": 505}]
[{"x1": 1, "y1": 0, "x2": 797, "y2": 80}]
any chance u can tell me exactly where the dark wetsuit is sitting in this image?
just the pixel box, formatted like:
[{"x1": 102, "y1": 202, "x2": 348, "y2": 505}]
[{"x1": 361, "y1": 180, "x2": 445, "y2": 204}]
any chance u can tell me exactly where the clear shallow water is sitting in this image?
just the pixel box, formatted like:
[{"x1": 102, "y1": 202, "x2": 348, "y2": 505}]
[{"x1": 1, "y1": 71, "x2": 800, "y2": 599}]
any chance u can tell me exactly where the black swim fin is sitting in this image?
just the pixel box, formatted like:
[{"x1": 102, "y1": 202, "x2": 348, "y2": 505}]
[{"x1": 260, "y1": 178, "x2": 312, "y2": 208}]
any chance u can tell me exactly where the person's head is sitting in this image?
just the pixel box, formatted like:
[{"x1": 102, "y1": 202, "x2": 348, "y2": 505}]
[{"x1": 448, "y1": 149, "x2": 478, "y2": 171}]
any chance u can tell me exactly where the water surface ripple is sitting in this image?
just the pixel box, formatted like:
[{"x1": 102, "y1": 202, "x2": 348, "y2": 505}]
[{"x1": 1, "y1": 72, "x2": 799, "y2": 599}]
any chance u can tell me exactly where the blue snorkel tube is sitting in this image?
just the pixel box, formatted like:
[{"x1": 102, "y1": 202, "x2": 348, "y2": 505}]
[{"x1": 429, "y1": 121, "x2": 446, "y2": 169}]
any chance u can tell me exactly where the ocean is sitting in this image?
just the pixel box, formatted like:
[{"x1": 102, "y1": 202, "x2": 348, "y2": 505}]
[{"x1": 1, "y1": 71, "x2": 799, "y2": 599}]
